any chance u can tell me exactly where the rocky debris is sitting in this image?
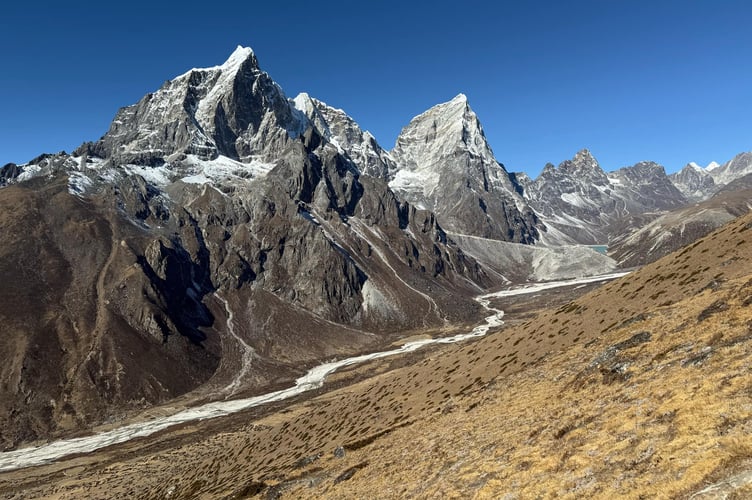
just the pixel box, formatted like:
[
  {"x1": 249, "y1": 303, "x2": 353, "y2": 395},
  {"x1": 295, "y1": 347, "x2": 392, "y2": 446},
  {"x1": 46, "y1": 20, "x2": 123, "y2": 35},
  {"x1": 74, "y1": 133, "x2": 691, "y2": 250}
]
[
  {"x1": 681, "y1": 347, "x2": 713, "y2": 367},
  {"x1": 689, "y1": 469, "x2": 752, "y2": 499},
  {"x1": 589, "y1": 331, "x2": 652, "y2": 367},
  {"x1": 450, "y1": 233, "x2": 617, "y2": 282},
  {"x1": 333, "y1": 462, "x2": 368, "y2": 484},
  {"x1": 570, "y1": 331, "x2": 653, "y2": 386},
  {"x1": 294, "y1": 452, "x2": 322, "y2": 468}
]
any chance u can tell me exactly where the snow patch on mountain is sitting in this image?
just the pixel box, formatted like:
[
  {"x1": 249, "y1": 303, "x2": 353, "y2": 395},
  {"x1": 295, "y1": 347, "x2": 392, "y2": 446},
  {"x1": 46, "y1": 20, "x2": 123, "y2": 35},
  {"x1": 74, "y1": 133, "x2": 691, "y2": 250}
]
[{"x1": 179, "y1": 155, "x2": 275, "y2": 185}]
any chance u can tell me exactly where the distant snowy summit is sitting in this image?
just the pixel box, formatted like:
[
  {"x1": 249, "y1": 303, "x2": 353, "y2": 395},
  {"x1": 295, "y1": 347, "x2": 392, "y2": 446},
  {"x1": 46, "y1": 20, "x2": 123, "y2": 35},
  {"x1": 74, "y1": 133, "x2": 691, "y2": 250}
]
[
  {"x1": 670, "y1": 154, "x2": 752, "y2": 202},
  {"x1": 687, "y1": 161, "x2": 720, "y2": 171}
]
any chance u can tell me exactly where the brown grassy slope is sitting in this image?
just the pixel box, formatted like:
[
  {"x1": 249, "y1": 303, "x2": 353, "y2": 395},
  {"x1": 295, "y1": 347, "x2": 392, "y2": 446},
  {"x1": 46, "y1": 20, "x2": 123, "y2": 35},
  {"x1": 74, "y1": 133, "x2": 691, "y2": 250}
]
[
  {"x1": 289, "y1": 272, "x2": 752, "y2": 499},
  {"x1": 4, "y1": 210, "x2": 752, "y2": 498}
]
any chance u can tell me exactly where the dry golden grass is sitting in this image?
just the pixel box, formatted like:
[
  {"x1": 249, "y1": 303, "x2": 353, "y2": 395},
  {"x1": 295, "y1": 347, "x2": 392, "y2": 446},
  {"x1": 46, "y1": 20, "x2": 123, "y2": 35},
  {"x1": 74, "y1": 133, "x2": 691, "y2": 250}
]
[{"x1": 285, "y1": 276, "x2": 752, "y2": 499}]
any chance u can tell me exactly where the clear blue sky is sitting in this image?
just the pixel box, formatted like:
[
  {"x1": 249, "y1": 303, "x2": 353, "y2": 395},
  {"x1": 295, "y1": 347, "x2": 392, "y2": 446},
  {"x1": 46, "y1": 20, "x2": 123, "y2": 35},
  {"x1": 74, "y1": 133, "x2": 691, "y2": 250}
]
[{"x1": 1, "y1": 1, "x2": 750, "y2": 176}]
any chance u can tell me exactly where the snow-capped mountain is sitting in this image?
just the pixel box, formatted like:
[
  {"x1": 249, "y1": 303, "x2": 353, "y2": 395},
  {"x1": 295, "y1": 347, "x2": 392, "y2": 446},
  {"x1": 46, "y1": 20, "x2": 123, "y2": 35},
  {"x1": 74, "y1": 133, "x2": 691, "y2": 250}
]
[
  {"x1": 0, "y1": 46, "x2": 496, "y2": 449},
  {"x1": 521, "y1": 149, "x2": 687, "y2": 244},
  {"x1": 669, "y1": 154, "x2": 752, "y2": 202},
  {"x1": 669, "y1": 162, "x2": 717, "y2": 202},
  {"x1": 79, "y1": 46, "x2": 306, "y2": 166},
  {"x1": 389, "y1": 94, "x2": 539, "y2": 243}
]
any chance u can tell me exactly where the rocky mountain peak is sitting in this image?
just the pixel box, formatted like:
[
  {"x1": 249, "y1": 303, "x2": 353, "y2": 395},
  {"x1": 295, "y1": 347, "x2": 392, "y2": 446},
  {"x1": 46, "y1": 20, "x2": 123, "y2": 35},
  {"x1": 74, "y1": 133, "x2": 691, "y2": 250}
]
[
  {"x1": 81, "y1": 45, "x2": 306, "y2": 166},
  {"x1": 392, "y1": 94, "x2": 493, "y2": 173},
  {"x1": 573, "y1": 148, "x2": 596, "y2": 164},
  {"x1": 561, "y1": 148, "x2": 605, "y2": 178},
  {"x1": 708, "y1": 151, "x2": 752, "y2": 187},
  {"x1": 536, "y1": 149, "x2": 609, "y2": 187},
  {"x1": 614, "y1": 161, "x2": 668, "y2": 183},
  {"x1": 389, "y1": 96, "x2": 539, "y2": 243},
  {"x1": 222, "y1": 45, "x2": 258, "y2": 69},
  {"x1": 292, "y1": 93, "x2": 397, "y2": 180}
]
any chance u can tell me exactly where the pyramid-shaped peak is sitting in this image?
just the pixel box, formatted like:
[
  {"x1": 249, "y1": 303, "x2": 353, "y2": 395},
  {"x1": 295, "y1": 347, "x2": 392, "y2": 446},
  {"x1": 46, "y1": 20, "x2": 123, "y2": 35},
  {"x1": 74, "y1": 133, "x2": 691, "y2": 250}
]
[
  {"x1": 439, "y1": 93, "x2": 471, "y2": 113},
  {"x1": 566, "y1": 149, "x2": 601, "y2": 171},
  {"x1": 227, "y1": 45, "x2": 255, "y2": 60},
  {"x1": 395, "y1": 92, "x2": 489, "y2": 155}
]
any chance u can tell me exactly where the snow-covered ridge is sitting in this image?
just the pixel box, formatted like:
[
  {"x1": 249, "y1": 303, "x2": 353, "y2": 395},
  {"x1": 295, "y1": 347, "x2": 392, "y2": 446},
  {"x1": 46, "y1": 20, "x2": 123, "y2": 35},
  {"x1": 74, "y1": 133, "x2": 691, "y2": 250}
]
[
  {"x1": 293, "y1": 92, "x2": 397, "y2": 179},
  {"x1": 193, "y1": 47, "x2": 257, "y2": 133},
  {"x1": 688, "y1": 161, "x2": 720, "y2": 172},
  {"x1": 178, "y1": 45, "x2": 256, "y2": 76}
]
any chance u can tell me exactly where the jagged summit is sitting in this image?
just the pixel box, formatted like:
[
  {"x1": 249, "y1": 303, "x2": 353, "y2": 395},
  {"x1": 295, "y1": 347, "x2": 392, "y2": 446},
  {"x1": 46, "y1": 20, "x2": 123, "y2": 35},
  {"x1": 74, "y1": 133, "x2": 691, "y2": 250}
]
[
  {"x1": 291, "y1": 93, "x2": 397, "y2": 180},
  {"x1": 392, "y1": 94, "x2": 489, "y2": 163},
  {"x1": 78, "y1": 44, "x2": 304, "y2": 166},
  {"x1": 572, "y1": 148, "x2": 597, "y2": 166},
  {"x1": 688, "y1": 160, "x2": 720, "y2": 172},
  {"x1": 706, "y1": 151, "x2": 752, "y2": 186},
  {"x1": 523, "y1": 150, "x2": 686, "y2": 245},
  {"x1": 219, "y1": 45, "x2": 257, "y2": 68}
]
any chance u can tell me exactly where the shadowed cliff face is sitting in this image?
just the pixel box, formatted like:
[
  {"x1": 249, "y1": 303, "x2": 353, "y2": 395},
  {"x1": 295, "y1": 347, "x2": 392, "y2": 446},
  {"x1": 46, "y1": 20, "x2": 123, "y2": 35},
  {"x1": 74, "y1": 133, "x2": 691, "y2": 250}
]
[{"x1": 0, "y1": 178, "x2": 220, "y2": 450}]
